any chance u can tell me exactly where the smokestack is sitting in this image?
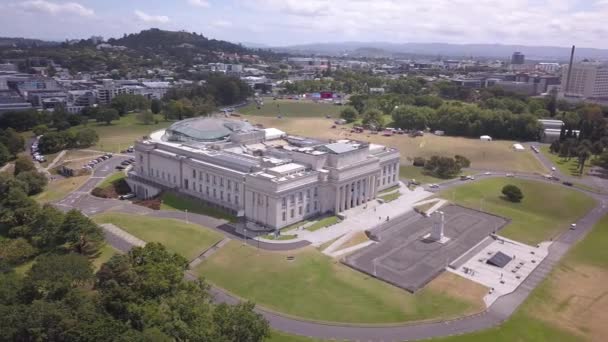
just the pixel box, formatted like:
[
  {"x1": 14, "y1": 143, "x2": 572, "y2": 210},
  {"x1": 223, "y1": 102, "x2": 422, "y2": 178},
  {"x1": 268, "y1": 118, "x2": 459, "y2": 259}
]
[{"x1": 564, "y1": 45, "x2": 576, "y2": 95}]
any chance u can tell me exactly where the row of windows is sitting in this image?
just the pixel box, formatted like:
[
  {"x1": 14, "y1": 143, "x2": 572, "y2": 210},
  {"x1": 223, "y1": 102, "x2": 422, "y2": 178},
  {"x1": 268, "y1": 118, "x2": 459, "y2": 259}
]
[
  {"x1": 281, "y1": 201, "x2": 318, "y2": 221},
  {"x1": 184, "y1": 178, "x2": 240, "y2": 205},
  {"x1": 281, "y1": 188, "x2": 318, "y2": 209},
  {"x1": 150, "y1": 168, "x2": 178, "y2": 184},
  {"x1": 191, "y1": 169, "x2": 240, "y2": 192}
]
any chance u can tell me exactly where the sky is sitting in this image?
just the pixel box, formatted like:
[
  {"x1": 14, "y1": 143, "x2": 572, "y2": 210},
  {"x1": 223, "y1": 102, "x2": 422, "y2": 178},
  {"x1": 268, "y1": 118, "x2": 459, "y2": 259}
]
[{"x1": 0, "y1": 0, "x2": 607, "y2": 48}]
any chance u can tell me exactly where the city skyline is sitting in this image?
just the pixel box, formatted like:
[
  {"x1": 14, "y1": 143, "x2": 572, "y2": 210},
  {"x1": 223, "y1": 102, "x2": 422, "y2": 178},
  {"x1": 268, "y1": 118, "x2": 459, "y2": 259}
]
[{"x1": 0, "y1": 0, "x2": 608, "y2": 49}]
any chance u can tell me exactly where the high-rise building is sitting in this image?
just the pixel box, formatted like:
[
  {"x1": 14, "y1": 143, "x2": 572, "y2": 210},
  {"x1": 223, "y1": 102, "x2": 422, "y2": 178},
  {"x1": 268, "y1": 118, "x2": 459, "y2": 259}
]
[
  {"x1": 511, "y1": 52, "x2": 525, "y2": 65},
  {"x1": 561, "y1": 62, "x2": 608, "y2": 99}
]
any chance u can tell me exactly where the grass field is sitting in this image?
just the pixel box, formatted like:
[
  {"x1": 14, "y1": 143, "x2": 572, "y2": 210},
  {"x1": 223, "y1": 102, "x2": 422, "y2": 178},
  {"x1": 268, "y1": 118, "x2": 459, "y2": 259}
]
[
  {"x1": 160, "y1": 192, "x2": 237, "y2": 222},
  {"x1": 248, "y1": 116, "x2": 546, "y2": 174},
  {"x1": 34, "y1": 175, "x2": 90, "y2": 203},
  {"x1": 400, "y1": 165, "x2": 456, "y2": 184},
  {"x1": 96, "y1": 172, "x2": 125, "y2": 189},
  {"x1": 195, "y1": 241, "x2": 486, "y2": 324},
  {"x1": 239, "y1": 99, "x2": 343, "y2": 118},
  {"x1": 92, "y1": 213, "x2": 223, "y2": 260},
  {"x1": 539, "y1": 146, "x2": 593, "y2": 177},
  {"x1": 439, "y1": 178, "x2": 596, "y2": 245},
  {"x1": 306, "y1": 216, "x2": 340, "y2": 232},
  {"x1": 92, "y1": 244, "x2": 118, "y2": 270},
  {"x1": 379, "y1": 191, "x2": 400, "y2": 202},
  {"x1": 74, "y1": 114, "x2": 170, "y2": 153}
]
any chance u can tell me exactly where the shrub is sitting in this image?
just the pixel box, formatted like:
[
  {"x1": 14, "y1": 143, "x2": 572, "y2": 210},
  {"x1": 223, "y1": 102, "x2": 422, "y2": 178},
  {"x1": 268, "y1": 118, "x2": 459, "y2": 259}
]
[{"x1": 413, "y1": 157, "x2": 426, "y2": 167}]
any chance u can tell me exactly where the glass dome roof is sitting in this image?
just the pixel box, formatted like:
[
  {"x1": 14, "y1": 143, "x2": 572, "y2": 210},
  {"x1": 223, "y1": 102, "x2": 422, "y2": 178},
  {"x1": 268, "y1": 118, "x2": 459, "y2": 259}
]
[{"x1": 164, "y1": 117, "x2": 254, "y2": 142}]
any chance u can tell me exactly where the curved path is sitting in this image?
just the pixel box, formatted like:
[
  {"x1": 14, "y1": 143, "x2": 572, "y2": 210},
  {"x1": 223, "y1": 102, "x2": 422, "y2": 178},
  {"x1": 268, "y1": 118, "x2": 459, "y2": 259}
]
[{"x1": 55, "y1": 156, "x2": 608, "y2": 341}]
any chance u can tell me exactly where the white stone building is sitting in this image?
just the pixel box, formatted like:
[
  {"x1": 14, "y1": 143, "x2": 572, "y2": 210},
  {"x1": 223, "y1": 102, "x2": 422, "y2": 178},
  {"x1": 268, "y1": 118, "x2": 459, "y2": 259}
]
[{"x1": 127, "y1": 117, "x2": 400, "y2": 230}]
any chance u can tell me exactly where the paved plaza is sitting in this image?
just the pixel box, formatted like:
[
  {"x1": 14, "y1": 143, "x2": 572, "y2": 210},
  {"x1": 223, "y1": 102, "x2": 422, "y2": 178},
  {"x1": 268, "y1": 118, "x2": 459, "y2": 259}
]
[
  {"x1": 343, "y1": 205, "x2": 509, "y2": 292},
  {"x1": 448, "y1": 236, "x2": 551, "y2": 306}
]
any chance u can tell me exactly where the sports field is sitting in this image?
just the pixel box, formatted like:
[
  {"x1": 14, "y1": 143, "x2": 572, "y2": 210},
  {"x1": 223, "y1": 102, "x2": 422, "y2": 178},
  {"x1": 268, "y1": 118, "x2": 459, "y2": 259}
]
[
  {"x1": 239, "y1": 99, "x2": 343, "y2": 118},
  {"x1": 439, "y1": 178, "x2": 596, "y2": 244},
  {"x1": 195, "y1": 241, "x2": 486, "y2": 324},
  {"x1": 248, "y1": 116, "x2": 547, "y2": 174},
  {"x1": 92, "y1": 213, "x2": 223, "y2": 260}
]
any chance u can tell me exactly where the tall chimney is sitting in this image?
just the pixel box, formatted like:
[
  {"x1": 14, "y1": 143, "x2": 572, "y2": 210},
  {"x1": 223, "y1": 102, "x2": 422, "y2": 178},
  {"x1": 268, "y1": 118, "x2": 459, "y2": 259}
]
[{"x1": 564, "y1": 45, "x2": 576, "y2": 95}]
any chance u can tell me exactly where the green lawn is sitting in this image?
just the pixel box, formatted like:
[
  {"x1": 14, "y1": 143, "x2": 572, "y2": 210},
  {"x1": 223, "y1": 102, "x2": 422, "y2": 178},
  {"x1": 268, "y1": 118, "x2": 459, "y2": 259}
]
[
  {"x1": 160, "y1": 192, "x2": 237, "y2": 222},
  {"x1": 262, "y1": 234, "x2": 298, "y2": 241},
  {"x1": 539, "y1": 145, "x2": 593, "y2": 177},
  {"x1": 92, "y1": 244, "x2": 119, "y2": 270},
  {"x1": 400, "y1": 165, "x2": 454, "y2": 184},
  {"x1": 306, "y1": 216, "x2": 340, "y2": 232},
  {"x1": 440, "y1": 178, "x2": 596, "y2": 245},
  {"x1": 34, "y1": 175, "x2": 90, "y2": 203},
  {"x1": 195, "y1": 241, "x2": 482, "y2": 324},
  {"x1": 92, "y1": 213, "x2": 223, "y2": 260},
  {"x1": 79, "y1": 113, "x2": 170, "y2": 153},
  {"x1": 97, "y1": 172, "x2": 126, "y2": 189},
  {"x1": 379, "y1": 192, "x2": 400, "y2": 202},
  {"x1": 568, "y1": 214, "x2": 608, "y2": 268},
  {"x1": 239, "y1": 99, "x2": 343, "y2": 118}
]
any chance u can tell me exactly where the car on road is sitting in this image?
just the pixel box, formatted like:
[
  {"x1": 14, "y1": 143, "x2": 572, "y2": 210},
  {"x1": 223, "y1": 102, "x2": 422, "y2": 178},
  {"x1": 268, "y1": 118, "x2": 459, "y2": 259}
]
[
  {"x1": 506, "y1": 173, "x2": 514, "y2": 177},
  {"x1": 115, "y1": 165, "x2": 125, "y2": 170},
  {"x1": 563, "y1": 181, "x2": 573, "y2": 186},
  {"x1": 460, "y1": 175, "x2": 475, "y2": 181},
  {"x1": 551, "y1": 166, "x2": 556, "y2": 171},
  {"x1": 119, "y1": 193, "x2": 136, "y2": 200},
  {"x1": 484, "y1": 171, "x2": 492, "y2": 175},
  {"x1": 570, "y1": 223, "x2": 577, "y2": 230},
  {"x1": 429, "y1": 184, "x2": 439, "y2": 189}
]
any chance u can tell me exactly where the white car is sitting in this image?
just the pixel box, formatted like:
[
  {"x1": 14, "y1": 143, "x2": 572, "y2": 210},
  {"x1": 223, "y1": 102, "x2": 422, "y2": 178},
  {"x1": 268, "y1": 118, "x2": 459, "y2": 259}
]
[
  {"x1": 119, "y1": 193, "x2": 136, "y2": 200},
  {"x1": 429, "y1": 184, "x2": 439, "y2": 189},
  {"x1": 484, "y1": 171, "x2": 492, "y2": 175},
  {"x1": 506, "y1": 173, "x2": 514, "y2": 177},
  {"x1": 570, "y1": 223, "x2": 577, "y2": 230},
  {"x1": 551, "y1": 167, "x2": 556, "y2": 171}
]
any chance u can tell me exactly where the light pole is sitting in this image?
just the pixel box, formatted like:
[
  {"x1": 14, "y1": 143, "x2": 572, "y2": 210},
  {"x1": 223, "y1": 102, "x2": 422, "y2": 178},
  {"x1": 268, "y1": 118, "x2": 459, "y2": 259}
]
[
  {"x1": 373, "y1": 259, "x2": 377, "y2": 277},
  {"x1": 244, "y1": 228, "x2": 248, "y2": 245},
  {"x1": 185, "y1": 209, "x2": 188, "y2": 223}
]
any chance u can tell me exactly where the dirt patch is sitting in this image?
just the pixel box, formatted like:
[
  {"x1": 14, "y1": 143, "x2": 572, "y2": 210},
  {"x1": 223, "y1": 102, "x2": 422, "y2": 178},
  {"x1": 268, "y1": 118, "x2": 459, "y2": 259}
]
[
  {"x1": 425, "y1": 272, "x2": 487, "y2": 312},
  {"x1": 133, "y1": 197, "x2": 161, "y2": 210},
  {"x1": 527, "y1": 263, "x2": 608, "y2": 341}
]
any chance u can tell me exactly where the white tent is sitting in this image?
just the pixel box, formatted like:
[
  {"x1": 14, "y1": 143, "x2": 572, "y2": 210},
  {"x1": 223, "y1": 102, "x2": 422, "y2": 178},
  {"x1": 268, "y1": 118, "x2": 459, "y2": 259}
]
[
  {"x1": 264, "y1": 128, "x2": 286, "y2": 141},
  {"x1": 512, "y1": 143, "x2": 525, "y2": 151},
  {"x1": 480, "y1": 135, "x2": 492, "y2": 141}
]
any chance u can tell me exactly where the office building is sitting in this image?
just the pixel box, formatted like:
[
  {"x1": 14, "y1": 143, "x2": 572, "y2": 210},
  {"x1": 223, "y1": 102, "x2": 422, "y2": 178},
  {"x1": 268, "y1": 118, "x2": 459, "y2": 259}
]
[
  {"x1": 562, "y1": 62, "x2": 608, "y2": 99},
  {"x1": 511, "y1": 52, "x2": 525, "y2": 65}
]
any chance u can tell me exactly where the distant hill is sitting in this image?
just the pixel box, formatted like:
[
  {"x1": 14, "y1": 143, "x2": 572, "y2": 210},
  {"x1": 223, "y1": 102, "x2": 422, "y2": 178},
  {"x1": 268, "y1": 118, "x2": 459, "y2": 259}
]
[
  {"x1": 0, "y1": 37, "x2": 60, "y2": 48},
  {"x1": 109, "y1": 28, "x2": 249, "y2": 54},
  {"x1": 273, "y1": 42, "x2": 608, "y2": 61}
]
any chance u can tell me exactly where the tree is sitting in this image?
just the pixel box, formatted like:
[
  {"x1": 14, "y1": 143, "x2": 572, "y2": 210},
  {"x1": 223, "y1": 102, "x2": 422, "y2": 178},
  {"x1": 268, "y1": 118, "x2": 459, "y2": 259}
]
[
  {"x1": 339, "y1": 107, "x2": 357, "y2": 123},
  {"x1": 0, "y1": 143, "x2": 10, "y2": 167},
  {"x1": 150, "y1": 99, "x2": 162, "y2": 114},
  {"x1": 577, "y1": 146, "x2": 591, "y2": 175},
  {"x1": 75, "y1": 128, "x2": 99, "y2": 147},
  {"x1": 0, "y1": 128, "x2": 25, "y2": 156},
  {"x1": 96, "y1": 108, "x2": 120, "y2": 125},
  {"x1": 502, "y1": 184, "x2": 524, "y2": 202},
  {"x1": 454, "y1": 155, "x2": 471, "y2": 169},
  {"x1": 32, "y1": 124, "x2": 49, "y2": 136},
  {"x1": 423, "y1": 155, "x2": 462, "y2": 179},
  {"x1": 391, "y1": 105, "x2": 434, "y2": 130},
  {"x1": 213, "y1": 302, "x2": 270, "y2": 342},
  {"x1": 60, "y1": 209, "x2": 105, "y2": 256},
  {"x1": 362, "y1": 108, "x2": 385, "y2": 129},
  {"x1": 16, "y1": 170, "x2": 48, "y2": 195},
  {"x1": 0, "y1": 238, "x2": 37, "y2": 266},
  {"x1": 136, "y1": 110, "x2": 155, "y2": 125},
  {"x1": 111, "y1": 94, "x2": 150, "y2": 115},
  {"x1": 14, "y1": 155, "x2": 36, "y2": 176}
]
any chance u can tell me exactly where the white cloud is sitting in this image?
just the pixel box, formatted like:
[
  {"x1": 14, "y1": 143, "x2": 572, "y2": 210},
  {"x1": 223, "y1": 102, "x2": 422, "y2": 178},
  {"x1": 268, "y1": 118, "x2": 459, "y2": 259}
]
[
  {"x1": 134, "y1": 10, "x2": 170, "y2": 24},
  {"x1": 17, "y1": 0, "x2": 94, "y2": 17},
  {"x1": 188, "y1": 0, "x2": 210, "y2": 7},
  {"x1": 212, "y1": 20, "x2": 233, "y2": 28}
]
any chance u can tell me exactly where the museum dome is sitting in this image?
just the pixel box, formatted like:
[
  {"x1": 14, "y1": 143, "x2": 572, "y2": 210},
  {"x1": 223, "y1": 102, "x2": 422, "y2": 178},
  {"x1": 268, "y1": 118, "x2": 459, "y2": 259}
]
[{"x1": 164, "y1": 116, "x2": 254, "y2": 142}]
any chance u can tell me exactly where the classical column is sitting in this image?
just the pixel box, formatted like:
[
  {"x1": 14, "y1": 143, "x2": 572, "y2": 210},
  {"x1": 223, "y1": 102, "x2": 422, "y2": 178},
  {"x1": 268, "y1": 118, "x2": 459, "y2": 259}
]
[
  {"x1": 346, "y1": 183, "x2": 352, "y2": 210},
  {"x1": 356, "y1": 180, "x2": 362, "y2": 206}
]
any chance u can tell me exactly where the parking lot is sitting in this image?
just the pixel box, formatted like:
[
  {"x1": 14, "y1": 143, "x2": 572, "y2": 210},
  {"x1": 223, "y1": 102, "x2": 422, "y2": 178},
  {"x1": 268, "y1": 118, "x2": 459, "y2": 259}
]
[{"x1": 343, "y1": 205, "x2": 509, "y2": 292}]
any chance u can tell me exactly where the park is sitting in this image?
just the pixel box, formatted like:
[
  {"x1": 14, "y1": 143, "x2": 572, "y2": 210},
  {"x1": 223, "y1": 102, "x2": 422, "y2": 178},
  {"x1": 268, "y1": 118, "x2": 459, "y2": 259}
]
[{"x1": 4, "y1": 102, "x2": 608, "y2": 342}]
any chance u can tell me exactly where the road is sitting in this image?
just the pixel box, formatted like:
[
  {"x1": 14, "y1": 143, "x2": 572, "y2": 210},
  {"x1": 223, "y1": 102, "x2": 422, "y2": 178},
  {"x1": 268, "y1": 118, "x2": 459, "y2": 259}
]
[{"x1": 55, "y1": 156, "x2": 608, "y2": 341}]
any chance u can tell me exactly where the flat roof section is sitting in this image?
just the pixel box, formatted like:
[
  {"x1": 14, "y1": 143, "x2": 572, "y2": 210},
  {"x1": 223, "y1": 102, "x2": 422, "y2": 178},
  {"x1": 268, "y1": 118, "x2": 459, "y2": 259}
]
[
  {"x1": 343, "y1": 205, "x2": 509, "y2": 293},
  {"x1": 486, "y1": 251, "x2": 513, "y2": 268}
]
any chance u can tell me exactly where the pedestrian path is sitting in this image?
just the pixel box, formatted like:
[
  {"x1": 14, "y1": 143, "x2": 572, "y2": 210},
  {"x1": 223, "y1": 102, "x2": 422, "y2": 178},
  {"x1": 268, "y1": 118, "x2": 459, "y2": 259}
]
[{"x1": 100, "y1": 223, "x2": 145, "y2": 248}]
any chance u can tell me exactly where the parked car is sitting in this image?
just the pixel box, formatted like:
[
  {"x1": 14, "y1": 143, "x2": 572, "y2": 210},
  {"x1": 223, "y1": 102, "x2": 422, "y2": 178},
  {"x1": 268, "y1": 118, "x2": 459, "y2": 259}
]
[
  {"x1": 570, "y1": 223, "x2": 577, "y2": 230},
  {"x1": 115, "y1": 165, "x2": 125, "y2": 170},
  {"x1": 563, "y1": 181, "x2": 573, "y2": 186},
  {"x1": 429, "y1": 184, "x2": 439, "y2": 189},
  {"x1": 121, "y1": 161, "x2": 131, "y2": 166},
  {"x1": 119, "y1": 193, "x2": 136, "y2": 200},
  {"x1": 506, "y1": 173, "x2": 514, "y2": 177}
]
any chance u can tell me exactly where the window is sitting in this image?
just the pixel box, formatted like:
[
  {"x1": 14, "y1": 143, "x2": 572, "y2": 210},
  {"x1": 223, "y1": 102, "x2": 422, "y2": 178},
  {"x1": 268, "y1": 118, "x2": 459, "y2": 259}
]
[
  {"x1": 298, "y1": 206, "x2": 302, "y2": 215},
  {"x1": 156, "y1": 169, "x2": 159, "y2": 177},
  {"x1": 290, "y1": 209, "x2": 294, "y2": 218},
  {"x1": 298, "y1": 192, "x2": 303, "y2": 203},
  {"x1": 314, "y1": 201, "x2": 318, "y2": 210},
  {"x1": 173, "y1": 175, "x2": 177, "y2": 183},
  {"x1": 227, "y1": 193, "x2": 231, "y2": 203},
  {"x1": 213, "y1": 175, "x2": 216, "y2": 185},
  {"x1": 282, "y1": 212, "x2": 286, "y2": 221},
  {"x1": 235, "y1": 183, "x2": 239, "y2": 191},
  {"x1": 206, "y1": 187, "x2": 209, "y2": 196},
  {"x1": 227, "y1": 180, "x2": 232, "y2": 190},
  {"x1": 306, "y1": 189, "x2": 310, "y2": 199},
  {"x1": 306, "y1": 203, "x2": 310, "y2": 213},
  {"x1": 193, "y1": 182, "x2": 196, "y2": 190},
  {"x1": 258, "y1": 194, "x2": 264, "y2": 205},
  {"x1": 199, "y1": 171, "x2": 203, "y2": 181},
  {"x1": 184, "y1": 179, "x2": 189, "y2": 189},
  {"x1": 393, "y1": 174, "x2": 396, "y2": 182},
  {"x1": 139, "y1": 155, "x2": 143, "y2": 162},
  {"x1": 162, "y1": 171, "x2": 165, "y2": 179},
  {"x1": 213, "y1": 189, "x2": 216, "y2": 198},
  {"x1": 282, "y1": 197, "x2": 287, "y2": 208},
  {"x1": 290, "y1": 194, "x2": 295, "y2": 205},
  {"x1": 313, "y1": 187, "x2": 318, "y2": 197},
  {"x1": 220, "y1": 178, "x2": 224, "y2": 187},
  {"x1": 206, "y1": 174, "x2": 210, "y2": 183},
  {"x1": 235, "y1": 195, "x2": 239, "y2": 205},
  {"x1": 220, "y1": 191, "x2": 224, "y2": 201},
  {"x1": 199, "y1": 184, "x2": 202, "y2": 192},
  {"x1": 192, "y1": 169, "x2": 196, "y2": 178}
]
